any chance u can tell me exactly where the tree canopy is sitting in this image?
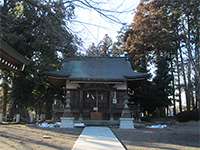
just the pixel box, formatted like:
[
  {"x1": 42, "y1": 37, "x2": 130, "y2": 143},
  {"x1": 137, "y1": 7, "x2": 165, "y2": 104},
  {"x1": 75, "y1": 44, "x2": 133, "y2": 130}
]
[
  {"x1": 125, "y1": 0, "x2": 199, "y2": 115},
  {"x1": 0, "y1": 0, "x2": 78, "y2": 117}
]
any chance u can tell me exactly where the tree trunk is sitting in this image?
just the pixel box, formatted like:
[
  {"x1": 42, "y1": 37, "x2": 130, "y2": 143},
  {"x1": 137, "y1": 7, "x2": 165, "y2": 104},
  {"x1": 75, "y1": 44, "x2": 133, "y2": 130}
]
[
  {"x1": 170, "y1": 54, "x2": 176, "y2": 115},
  {"x1": 194, "y1": 11, "x2": 200, "y2": 109},
  {"x1": 187, "y1": 62, "x2": 194, "y2": 110},
  {"x1": 186, "y1": 14, "x2": 195, "y2": 110},
  {"x1": 176, "y1": 50, "x2": 182, "y2": 112},
  {"x1": 179, "y1": 48, "x2": 190, "y2": 111}
]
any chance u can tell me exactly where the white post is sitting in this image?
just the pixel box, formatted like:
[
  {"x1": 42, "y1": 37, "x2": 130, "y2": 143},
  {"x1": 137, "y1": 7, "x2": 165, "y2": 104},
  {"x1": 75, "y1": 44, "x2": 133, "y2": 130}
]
[
  {"x1": 16, "y1": 114, "x2": 20, "y2": 123},
  {"x1": 29, "y1": 112, "x2": 34, "y2": 123},
  {"x1": 0, "y1": 113, "x2": 3, "y2": 123},
  {"x1": 36, "y1": 114, "x2": 40, "y2": 122}
]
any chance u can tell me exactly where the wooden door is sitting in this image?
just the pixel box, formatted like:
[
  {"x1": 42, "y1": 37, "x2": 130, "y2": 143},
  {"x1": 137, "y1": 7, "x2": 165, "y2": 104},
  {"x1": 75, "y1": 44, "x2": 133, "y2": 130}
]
[
  {"x1": 97, "y1": 90, "x2": 109, "y2": 112},
  {"x1": 83, "y1": 90, "x2": 110, "y2": 119}
]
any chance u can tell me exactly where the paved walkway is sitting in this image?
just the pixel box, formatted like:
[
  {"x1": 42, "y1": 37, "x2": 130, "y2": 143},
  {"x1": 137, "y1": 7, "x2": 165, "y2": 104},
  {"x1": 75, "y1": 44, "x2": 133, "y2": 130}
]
[{"x1": 72, "y1": 126, "x2": 125, "y2": 150}]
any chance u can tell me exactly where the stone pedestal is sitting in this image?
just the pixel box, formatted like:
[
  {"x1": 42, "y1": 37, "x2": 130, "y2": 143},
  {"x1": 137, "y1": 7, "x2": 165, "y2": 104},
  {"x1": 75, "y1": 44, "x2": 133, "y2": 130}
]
[
  {"x1": 61, "y1": 117, "x2": 74, "y2": 128},
  {"x1": 120, "y1": 118, "x2": 134, "y2": 129},
  {"x1": 0, "y1": 113, "x2": 3, "y2": 123},
  {"x1": 16, "y1": 114, "x2": 20, "y2": 123}
]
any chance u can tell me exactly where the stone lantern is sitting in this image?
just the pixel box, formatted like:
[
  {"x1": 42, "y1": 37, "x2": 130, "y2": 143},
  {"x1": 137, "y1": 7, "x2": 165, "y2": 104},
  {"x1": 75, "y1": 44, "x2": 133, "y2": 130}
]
[
  {"x1": 61, "y1": 89, "x2": 74, "y2": 128},
  {"x1": 119, "y1": 96, "x2": 134, "y2": 129}
]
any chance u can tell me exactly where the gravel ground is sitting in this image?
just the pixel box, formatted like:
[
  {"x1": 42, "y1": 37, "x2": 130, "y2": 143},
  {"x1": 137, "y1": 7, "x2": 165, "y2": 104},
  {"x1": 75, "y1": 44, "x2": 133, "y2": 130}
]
[
  {"x1": 0, "y1": 124, "x2": 82, "y2": 150},
  {"x1": 113, "y1": 121, "x2": 200, "y2": 150}
]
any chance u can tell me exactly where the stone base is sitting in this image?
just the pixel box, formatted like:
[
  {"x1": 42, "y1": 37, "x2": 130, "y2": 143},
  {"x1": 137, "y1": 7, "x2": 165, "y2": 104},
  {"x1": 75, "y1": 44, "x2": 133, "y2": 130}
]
[
  {"x1": 119, "y1": 117, "x2": 134, "y2": 129},
  {"x1": 0, "y1": 113, "x2": 3, "y2": 123},
  {"x1": 79, "y1": 114, "x2": 83, "y2": 121},
  {"x1": 61, "y1": 117, "x2": 74, "y2": 128},
  {"x1": 109, "y1": 117, "x2": 114, "y2": 121}
]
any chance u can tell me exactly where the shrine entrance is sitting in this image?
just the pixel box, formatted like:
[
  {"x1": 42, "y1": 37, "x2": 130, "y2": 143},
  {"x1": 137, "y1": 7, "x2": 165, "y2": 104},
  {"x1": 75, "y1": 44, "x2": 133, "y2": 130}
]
[{"x1": 83, "y1": 89, "x2": 110, "y2": 120}]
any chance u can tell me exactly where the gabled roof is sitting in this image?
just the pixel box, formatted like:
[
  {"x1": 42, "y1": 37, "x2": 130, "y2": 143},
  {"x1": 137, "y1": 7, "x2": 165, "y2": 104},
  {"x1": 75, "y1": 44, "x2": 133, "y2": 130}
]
[{"x1": 48, "y1": 57, "x2": 146, "y2": 81}]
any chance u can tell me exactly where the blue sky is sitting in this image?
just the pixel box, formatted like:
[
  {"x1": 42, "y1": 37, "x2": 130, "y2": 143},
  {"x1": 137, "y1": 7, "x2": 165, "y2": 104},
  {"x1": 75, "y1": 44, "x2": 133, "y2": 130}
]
[{"x1": 69, "y1": 0, "x2": 140, "y2": 52}]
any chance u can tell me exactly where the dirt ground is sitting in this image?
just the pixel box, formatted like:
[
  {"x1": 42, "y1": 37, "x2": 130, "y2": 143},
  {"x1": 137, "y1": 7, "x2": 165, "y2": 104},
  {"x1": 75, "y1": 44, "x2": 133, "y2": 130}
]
[
  {"x1": 113, "y1": 121, "x2": 200, "y2": 150},
  {"x1": 0, "y1": 124, "x2": 82, "y2": 150},
  {"x1": 0, "y1": 121, "x2": 199, "y2": 150}
]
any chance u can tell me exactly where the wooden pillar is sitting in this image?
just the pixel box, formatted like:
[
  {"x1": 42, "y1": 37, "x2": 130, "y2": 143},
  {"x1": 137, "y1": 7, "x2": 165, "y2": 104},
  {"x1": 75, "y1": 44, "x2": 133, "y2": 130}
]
[
  {"x1": 79, "y1": 86, "x2": 83, "y2": 120},
  {"x1": 95, "y1": 90, "x2": 98, "y2": 112},
  {"x1": 126, "y1": 81, "x2": 128, "y2": 100},
  {"x1": 109, "y1": 90, "x2": 114, "y2": 120}
]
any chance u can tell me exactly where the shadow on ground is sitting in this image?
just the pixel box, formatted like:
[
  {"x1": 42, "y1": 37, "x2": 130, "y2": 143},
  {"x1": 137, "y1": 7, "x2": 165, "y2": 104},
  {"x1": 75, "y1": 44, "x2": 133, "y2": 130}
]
[
  {"x1": 113, "y1": 121, "x2": 200, "y2": 150},
  {"x1": 0, "y1": 124, "x2": 82, "y2": 150}
]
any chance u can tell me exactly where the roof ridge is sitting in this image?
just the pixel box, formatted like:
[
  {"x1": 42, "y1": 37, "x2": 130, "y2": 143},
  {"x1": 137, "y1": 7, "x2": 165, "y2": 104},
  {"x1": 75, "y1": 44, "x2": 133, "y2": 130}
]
[{"x1": 64, "y1": 56, "x2": 128, "y2": 61}]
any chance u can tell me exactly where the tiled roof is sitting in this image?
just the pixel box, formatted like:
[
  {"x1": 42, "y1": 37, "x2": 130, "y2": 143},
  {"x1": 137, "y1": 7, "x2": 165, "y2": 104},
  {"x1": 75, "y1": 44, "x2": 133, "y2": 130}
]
[{"x1": 48, "y1": 57, "x2": 146, "y2": 81}]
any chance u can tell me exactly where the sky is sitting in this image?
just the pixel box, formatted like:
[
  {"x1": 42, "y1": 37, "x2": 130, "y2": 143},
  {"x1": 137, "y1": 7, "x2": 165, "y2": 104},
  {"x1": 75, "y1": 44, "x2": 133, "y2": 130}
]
[{"x1": 69, "y1": 0, "x2": 140, "y2": 52}]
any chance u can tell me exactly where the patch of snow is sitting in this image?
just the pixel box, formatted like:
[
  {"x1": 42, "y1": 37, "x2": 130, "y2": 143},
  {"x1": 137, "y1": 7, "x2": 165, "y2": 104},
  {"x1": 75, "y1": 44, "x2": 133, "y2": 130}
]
[
  {"x1": 38, "y1": 122, "x2": 50, "y2": 128},
  {"x1": 38, "y1": 122, "x2": 85, "y2": 128},
  {"x1": 38, "y1": 122, "x2": 61, "y2": 128},
  {"x1": 54, "y1": 122, "x2": 61, "y2": 127},
  {"x1": 147, "y1": 124, "x2": 167, "y2": 129},
  {"x1": 74, "y1": 123, "x2": 85, "y2": 128}
]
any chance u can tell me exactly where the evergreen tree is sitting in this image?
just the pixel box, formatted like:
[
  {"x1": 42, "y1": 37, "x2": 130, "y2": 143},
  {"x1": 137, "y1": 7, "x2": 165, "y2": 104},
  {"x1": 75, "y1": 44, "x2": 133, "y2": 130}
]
[
  {"x1": 124, "y1": 0, "x2": 176, "y2": 115},
  {"x1": 112, "y1": 25, "x2": 130, "y2": 56},
  {"x1": 0, "y1": 0, "x2": 77, "y2": 117},
  {"x1": 86, "y1": 34, "x2": 112, "y2": 57},
  {"x1": 86, "y1": 43, "x2": 99, "y2": 56},
  {"x1": 153, "y1": 55, "x2": 173, "y2": 113}
]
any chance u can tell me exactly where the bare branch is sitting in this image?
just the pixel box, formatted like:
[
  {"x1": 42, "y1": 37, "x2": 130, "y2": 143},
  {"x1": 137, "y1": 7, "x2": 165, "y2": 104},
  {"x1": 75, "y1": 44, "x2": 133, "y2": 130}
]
[{"x1": 63, "y1": 0, "x2": 129, "y2": 24}]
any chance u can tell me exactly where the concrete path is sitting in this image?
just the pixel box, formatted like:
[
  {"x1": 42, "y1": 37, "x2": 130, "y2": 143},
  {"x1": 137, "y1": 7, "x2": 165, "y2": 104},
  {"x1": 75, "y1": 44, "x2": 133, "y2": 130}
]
[{"x1": 72, "y1": 126, "x2": 125, "y2": 150}]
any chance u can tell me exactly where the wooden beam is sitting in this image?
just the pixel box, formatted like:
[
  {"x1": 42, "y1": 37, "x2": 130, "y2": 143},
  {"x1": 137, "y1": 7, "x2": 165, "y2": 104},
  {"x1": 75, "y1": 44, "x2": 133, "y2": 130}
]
[
  {"x1": 48, "y1": 76, "x2": 67, "y2": 80},
  {"x1": 127, "y1": 78, "x2": 146, "y2": 81},
  {"x1": 70, "y1": 80, "x2": 125, "y2": 84}
]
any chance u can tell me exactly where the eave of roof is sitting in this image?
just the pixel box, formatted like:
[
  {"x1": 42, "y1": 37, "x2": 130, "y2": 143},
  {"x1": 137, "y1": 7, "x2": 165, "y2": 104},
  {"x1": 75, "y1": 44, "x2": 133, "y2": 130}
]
[{"x1": 0, "y1": 39, "x2": 29, "y2": 65}]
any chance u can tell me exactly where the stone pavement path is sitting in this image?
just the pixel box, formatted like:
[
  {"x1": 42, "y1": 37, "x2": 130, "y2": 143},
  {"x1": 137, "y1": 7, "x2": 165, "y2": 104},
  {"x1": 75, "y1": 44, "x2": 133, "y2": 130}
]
[{"x1": 72, "y1": 126, "x2": 126, "y2": 150}]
